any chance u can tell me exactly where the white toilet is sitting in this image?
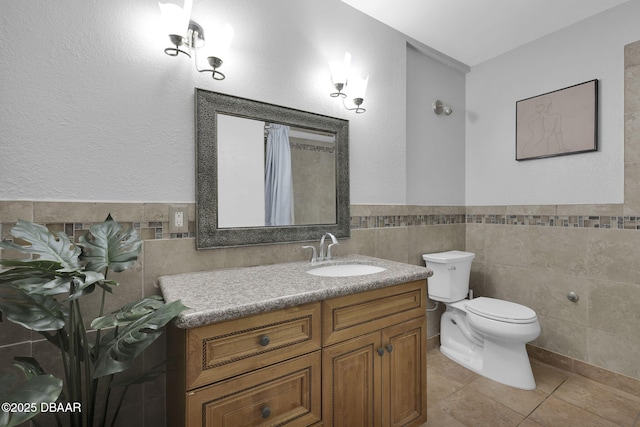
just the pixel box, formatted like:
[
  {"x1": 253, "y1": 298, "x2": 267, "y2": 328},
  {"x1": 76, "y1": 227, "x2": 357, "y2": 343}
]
[{"x1": 423, "y1": 250, "x2": 540, "y2": 390}]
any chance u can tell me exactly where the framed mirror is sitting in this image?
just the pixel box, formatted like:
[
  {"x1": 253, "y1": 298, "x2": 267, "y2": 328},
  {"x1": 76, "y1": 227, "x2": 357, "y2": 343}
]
[{"x1": 195, "y1": 89, "x2": 350, "y2": 248}]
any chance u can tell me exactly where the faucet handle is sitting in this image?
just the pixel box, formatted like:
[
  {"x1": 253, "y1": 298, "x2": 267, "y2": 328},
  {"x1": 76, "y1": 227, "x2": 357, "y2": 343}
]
[{"x1": 301, "y1": 245, "x2": 317, "y2": 263}]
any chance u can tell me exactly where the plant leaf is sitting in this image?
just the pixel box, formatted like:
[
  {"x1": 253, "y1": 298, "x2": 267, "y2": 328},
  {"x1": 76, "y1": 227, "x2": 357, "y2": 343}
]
[
  {"x1": 0, "y1": 374, "x2": 63, "y2": 427},
  {"x1": 12, "y1": 357, "x2": 47, "y2": 379},
  {"x1": 67, "y1": 271, "x2": 104, "y2": 300},
  {"x1": 92, "y1": 300, "x2": 188, "y2": 378},
  {"x1": 78, "y1": 219, "x2": 142, "y2": 273},
  {"x1": 0, "y1": 220, "x2": 81, "y2": 271},
  {"x1": 0, "y1": 284, "x2": 67, "y2": 331},
  {"x1": 90, "y1": 296, "x2": 164, "y2": 329}
]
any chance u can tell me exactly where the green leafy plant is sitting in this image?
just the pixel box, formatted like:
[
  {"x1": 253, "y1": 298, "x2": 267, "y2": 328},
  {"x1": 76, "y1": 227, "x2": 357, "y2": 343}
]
[{"x1": 0, "y1": 217, "x2": 188, "y2": 427}]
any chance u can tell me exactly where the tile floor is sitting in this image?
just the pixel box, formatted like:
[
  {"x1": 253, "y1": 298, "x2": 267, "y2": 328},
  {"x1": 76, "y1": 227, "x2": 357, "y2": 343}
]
[{"x1": 422, "y1": 349, "x2": 640, "y2": 427}]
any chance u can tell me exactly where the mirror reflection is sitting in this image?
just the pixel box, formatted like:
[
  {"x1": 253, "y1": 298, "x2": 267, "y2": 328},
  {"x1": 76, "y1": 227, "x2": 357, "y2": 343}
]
[
  {"x1": 195, "y1": 89, "x2": 350, "y2": 249},
  {"x1": 217, "y1": 114, "x2": 336, "y2": 228}
]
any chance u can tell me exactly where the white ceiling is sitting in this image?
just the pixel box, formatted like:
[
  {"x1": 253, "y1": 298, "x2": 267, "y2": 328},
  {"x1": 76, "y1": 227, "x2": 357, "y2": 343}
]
[{"x1": 341, "y1": 0, "x2": 630, "y2": 66}]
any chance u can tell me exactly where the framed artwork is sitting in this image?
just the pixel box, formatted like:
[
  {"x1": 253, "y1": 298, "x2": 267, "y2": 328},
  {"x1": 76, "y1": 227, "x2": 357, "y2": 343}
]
[{"x1": 516, "y1": 79, "x2": 598, "y2": 161}]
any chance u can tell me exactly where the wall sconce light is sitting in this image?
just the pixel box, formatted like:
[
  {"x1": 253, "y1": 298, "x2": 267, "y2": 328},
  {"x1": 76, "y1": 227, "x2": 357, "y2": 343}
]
[
  {"x1": 433, "y1": 100, "x2": 453, "y2": 116},
  {"x1": 329, "y1": 52, "x2": 368, "y2": 114},
  {"x1": 158, "y1": 0, "x2": 233, "y2": 80}
]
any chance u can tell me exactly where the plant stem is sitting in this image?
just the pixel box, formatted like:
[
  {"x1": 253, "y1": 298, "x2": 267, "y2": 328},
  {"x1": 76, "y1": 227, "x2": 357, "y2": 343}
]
[
  {"x1": 90, "y1": 269, "x2": 109, "y2": 422},
  {"x1": 109, "y1": 384, "x2": 129, "y2": 427},
  {"x1": 74, "y1": 298, "x2": 93, "y2": 426},
  {"x1": 99, "y1": 325, "x2": 117, "y2": 427},
  {"x1": 58, "y1": 330, "x2": 70, "y2": 395}
]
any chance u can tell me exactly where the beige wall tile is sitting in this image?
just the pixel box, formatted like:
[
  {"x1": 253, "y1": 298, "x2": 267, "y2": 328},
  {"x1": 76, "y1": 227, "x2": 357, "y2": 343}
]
[
  {"x1": 465, "y1": 205, "x2": 508, "y2": 215},
  {"x1": 483, "y1": 264, "x2": 531, "y2": 307},
  {"x1": 373, "y1": 226, "x2": 410, "y2": 263},
  {"x1": 588, "y1": 328, "x2": 640, "y2": 379},
  {"x1": 527, "y1": 227, "x2": 588, "y2": 276},
  {"x1": 533, "y1": 315, "x2": 587, "y2": 361},
  {"x1": 556, "y1": 204, "x2": 623, "y2": 216},
  {"x1": 587, "y1": 228, "x2": 640, "y2": 285},
  {"x1": 588, "y1": 279, "x2": 640, "y2": 339},
  {"x1": 483, "y1": 224, "x2": 532, "y2": 269},
  {"x1": 506, "y1": 205, "x2": 557, "y2": 216},
  {"x1": 33, "y1": 202, "x2": 144, "y2": 223},
  {"x1": 0, "y1": 201, "x2": 33, "y2": 222},
  {"x1": 464, "y1": 223, "x2": 485, "y2": 263},
  {"x1": 624, "y1": 163, "x2": 640, "y2": 215},
  {"x1": 143, "y1": 238, "x2": 227, "y2": 293},
  {"x1": 529, "y1": 270, "x2": 588, "y2": 326}
]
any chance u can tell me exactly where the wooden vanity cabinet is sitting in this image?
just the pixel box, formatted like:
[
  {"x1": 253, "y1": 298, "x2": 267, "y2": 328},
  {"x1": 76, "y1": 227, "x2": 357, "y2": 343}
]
[
  {"x1": 321, "y1": 280, "x2": 428, "y2": 427},
  {"x1": 166, "y1": 280, "x2": 427, "y2": 427},
  {"x1": 166, "y1": 303, "x2": 323, "y2": 427}
]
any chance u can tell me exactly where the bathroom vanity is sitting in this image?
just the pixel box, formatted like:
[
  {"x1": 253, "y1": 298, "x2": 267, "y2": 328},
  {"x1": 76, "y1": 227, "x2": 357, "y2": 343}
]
[{"x1": 158, "y1": 255, "x2": 432, "y2": 427}]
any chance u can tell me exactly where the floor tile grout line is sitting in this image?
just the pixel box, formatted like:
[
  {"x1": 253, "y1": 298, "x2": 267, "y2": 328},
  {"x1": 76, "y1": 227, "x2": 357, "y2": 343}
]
[{"x1": 518, "y1": 372, "x2": 573, "y2": 423}]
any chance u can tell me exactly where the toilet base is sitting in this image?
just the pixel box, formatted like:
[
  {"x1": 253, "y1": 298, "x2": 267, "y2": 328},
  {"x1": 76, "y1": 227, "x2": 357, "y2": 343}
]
[{"x1": 439, "y1": 308, "x2": 537, "y2": 390}]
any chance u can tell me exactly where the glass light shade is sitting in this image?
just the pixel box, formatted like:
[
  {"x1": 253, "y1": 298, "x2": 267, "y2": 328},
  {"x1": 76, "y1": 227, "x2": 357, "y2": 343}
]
[
  {"x1": 205, "y1": 22, "x2": 234, "y2": 60},
  {"x1": 158, "y1": 0, "x2": 193, "y2": 36},
  {"x1": 329, "y1": 52, "x2": 351, "y2": 86},
  {"x1": 349, "y1": 75, "x2": 369, "y2": 100}
]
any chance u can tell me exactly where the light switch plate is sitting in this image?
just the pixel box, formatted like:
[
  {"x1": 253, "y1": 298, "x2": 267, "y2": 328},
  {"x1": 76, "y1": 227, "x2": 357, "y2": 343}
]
[{"x1": 169, "y1": 205, "x2": 189, "y2": 233}]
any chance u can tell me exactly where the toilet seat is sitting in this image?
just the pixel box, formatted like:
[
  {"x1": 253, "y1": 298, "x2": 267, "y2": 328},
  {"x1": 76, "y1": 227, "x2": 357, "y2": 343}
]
[{"x1": 465, "y1": 297, "x2": 537, "y2": 324}]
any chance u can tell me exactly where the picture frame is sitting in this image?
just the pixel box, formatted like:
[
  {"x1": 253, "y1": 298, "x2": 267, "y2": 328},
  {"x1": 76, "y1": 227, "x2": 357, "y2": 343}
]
[{"x1": 516, "y1": 79, "x2": 598, "y2": 161}]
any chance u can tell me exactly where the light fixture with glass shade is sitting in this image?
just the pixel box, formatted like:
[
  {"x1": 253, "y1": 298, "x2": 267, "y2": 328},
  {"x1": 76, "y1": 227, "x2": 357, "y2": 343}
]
[
  {"x1": 329, "y1": 52, "x2": 351, "y2": 98},
  {"x1": 344, "y1": 74, "x2": 368, "y2": 114},
  {"x1": 329, "y1": 52, "x2": 368, "y2": 113},
  {"x1": 158, "y1": 0, "x2": 233, "y2": 80}
]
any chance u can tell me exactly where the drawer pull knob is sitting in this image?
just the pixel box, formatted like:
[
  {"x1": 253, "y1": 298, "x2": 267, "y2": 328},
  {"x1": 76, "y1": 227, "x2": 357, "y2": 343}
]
[
  {"x1": 386, "y1": 345, "x2": 393, "y2": 353},
  {"x1": 261, "y1": 406, "x2": 272, "y2": 418},
  {"x1": 377, "y1": 348, "x2": 385, "y2": 357},
  {"x1": 259, "y1": 335, "x2": 270, "y2": 346}
]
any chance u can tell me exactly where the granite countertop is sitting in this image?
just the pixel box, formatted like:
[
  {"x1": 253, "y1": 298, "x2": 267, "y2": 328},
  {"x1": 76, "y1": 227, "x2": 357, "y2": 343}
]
[{"x1": 158, "y1": 254, "x2": 433, "y2": 328}]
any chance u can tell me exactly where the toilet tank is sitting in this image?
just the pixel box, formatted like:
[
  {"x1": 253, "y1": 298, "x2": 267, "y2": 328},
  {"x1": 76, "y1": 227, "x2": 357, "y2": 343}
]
[{"x1": 422, "y1": 250, "x2": 475, "y2": 303}]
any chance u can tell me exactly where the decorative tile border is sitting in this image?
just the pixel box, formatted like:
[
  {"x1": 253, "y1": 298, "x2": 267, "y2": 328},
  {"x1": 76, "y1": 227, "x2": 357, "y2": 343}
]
[
  {"x1": 350, "y1": 214, "x2": 466, "y2": 229},
  {"x1": 0, "y1": 220, "x2": 195, "y2": 243},
  {"x1": 350, "y1": 213, "x2": 640, "y2": 230},
  {"x1": 467, "y1": 214, "x2": 639, "y2": 229},
  {"x1": 3, "y1": 205, "x2": 639, "y2": 242}
]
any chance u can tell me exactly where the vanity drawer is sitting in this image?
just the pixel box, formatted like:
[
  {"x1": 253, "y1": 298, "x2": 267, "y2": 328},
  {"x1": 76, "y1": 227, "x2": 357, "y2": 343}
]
[
  {"x1": 185, "y1": 302, "x2": 321, "y2": 389},
  {"x1": 322, "y1": 280, "x2": 426, "y2": 346},
  {"x1": 186, "y1": 351, "x2": 322, "y2": 427}
]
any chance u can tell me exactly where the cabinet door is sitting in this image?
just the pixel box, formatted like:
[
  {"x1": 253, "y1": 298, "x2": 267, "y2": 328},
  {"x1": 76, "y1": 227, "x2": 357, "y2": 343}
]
[
  {"x1": 381, "y1": 316, "x2": 427, "y2": 427},
  {"x1": 187, "y1": 352, "x2": 321, "y2": 427},
  {"x1": 322, "y1": 332, "x2": 383, "y2": 427}
]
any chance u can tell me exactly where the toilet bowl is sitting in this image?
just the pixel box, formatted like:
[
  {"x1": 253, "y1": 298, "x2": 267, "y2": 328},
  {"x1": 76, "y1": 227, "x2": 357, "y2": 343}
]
[{"x1": 423, "y1": 251, "x2": 540, "y2": 390}]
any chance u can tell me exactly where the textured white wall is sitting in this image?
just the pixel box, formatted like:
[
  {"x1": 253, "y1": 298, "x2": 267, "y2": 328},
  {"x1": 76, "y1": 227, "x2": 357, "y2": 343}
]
[
  {"x1": 406, "y1": 43, "x2": 467, "y2": 206},
  {"x1": 465, "y1": 1, "x2": 640, "y2": 206},
  {"x1": 0, "y1": 0, "x2": 407, "y2": 204}
]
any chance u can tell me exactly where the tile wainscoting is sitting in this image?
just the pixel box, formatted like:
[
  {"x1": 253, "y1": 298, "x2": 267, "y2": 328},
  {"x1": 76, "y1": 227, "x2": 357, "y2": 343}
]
[{"x1": 1, "y1": 201, "x2": 639, "y2": 427}]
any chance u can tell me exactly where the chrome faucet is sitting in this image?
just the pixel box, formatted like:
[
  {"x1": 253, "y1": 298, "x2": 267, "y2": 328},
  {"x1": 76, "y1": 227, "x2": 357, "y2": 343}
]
[
  {"x1": 319, "y1": 232, "x2": 339, "y2": 261},
  {"x1": 302, "y1": 232, "x2": 339, "y2": 263},
  {"x1": 301, "y1": 245, "x2": 317, "y2": 263}
]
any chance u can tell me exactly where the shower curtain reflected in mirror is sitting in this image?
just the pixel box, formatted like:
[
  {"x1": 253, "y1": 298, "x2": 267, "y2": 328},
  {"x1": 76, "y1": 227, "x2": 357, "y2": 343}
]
[{"x1": 265, "y1": 123, "x2": 294, "y2": 226}]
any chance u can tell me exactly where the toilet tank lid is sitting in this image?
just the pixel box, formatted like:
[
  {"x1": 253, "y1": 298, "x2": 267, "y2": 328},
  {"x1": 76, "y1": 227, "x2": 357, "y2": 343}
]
[
  {"x1": 422, "y1": 250, "x2": 475, "y2": 263},
  {"x1": 465, "y1": 297, "x2": 537, "y2": 323}
]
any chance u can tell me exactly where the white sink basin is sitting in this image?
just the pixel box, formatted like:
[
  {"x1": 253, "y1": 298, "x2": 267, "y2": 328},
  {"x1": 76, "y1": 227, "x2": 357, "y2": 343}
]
[{"x1": 306, "y1": 264, "x2": 386, "y2": 277}]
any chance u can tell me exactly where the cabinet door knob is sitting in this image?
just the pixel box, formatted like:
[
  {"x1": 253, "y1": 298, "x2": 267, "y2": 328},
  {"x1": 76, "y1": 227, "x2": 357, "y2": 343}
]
[
  {"x1": 386, "y1": 345, "x2": 393, "y2": 353},
  {"x1": 259, "y1": 335, "x2": 270, "y2": 346},
  {"x1": 377, "y1": 348, "x2": 385, "y2": 357},
  {"x1": 261, "y1": 406, "x2": 271, "y2": 418}
]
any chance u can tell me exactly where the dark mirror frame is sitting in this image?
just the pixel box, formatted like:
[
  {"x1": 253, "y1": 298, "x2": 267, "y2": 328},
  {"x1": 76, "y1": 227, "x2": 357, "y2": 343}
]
[{"x1": 195, "y1": 88, "x2": 350, "y2": 249}]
